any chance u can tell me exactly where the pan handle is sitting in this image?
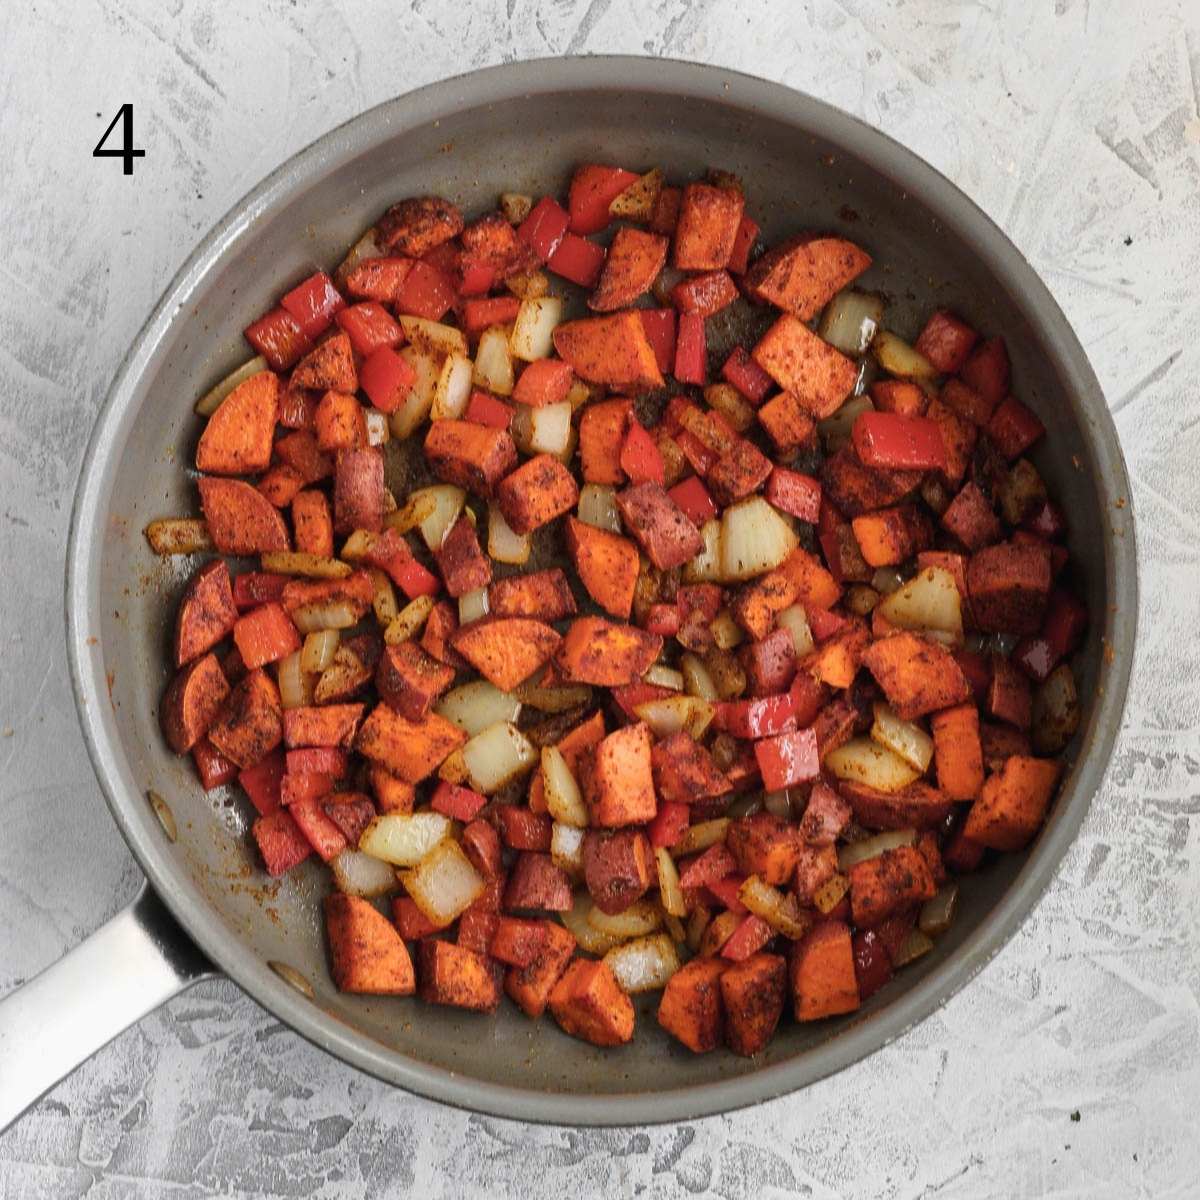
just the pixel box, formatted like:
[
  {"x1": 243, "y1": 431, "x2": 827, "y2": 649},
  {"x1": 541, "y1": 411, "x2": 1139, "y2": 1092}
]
[{"x1": 0, "y1": 881, "x2": 212, "y2": 1133}]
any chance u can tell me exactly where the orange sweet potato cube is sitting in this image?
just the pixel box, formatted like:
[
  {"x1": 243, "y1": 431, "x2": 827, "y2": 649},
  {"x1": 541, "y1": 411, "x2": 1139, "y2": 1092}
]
[
  {"x1": 673, "y1": 182, "x2": 744, "y2": 271},
  {"x1": 552, "y1": 313, "x2": 664, "y2": 391},
  {"x1": 292, "y1": 332, "x2": 358, "y2": 393},
  {"x1": 417, "y1": 939, "x2": 500, "y2": 1012},
  {"x1": 963, "y1": 754, "x2": 1061, "y2": 850},
  {"x1": 650, "y1": 731, "x2": 732, "y2": 804},
  {"x1": 848, "y1": 845, "x2": 936, "y2": 927},
  {"x1": 850, "y1": 505, "x2": 933, "y2": 568},
  {"x1": 555, "y1": 616, "x2": 662, "y2": 687},
  {"x1": 930, "y1": 703, "x2": 985, "y2": 800},
  {"x1": 820, "y1": 446, "x2": 922, "y2": 519},
  {"x1": 790, "y1": 920, "x2": 859, "y2": 1021},
  {"x1": 549, "y1": 959, "x2": 636, "y2": 1047},
  {"x1": 860, "y1": 631, "x2": 971, "y2": 720},
  {"x1": 198, "y1": 477, "x2": 290, "y2": 557},
  {"x1": 314, "y1": 389, "x2": 367, "y2": 452},
  {"x1": 488, "y1": 567, "x2": 578, "y2": 621},
  {"x1": 731, "y1": 569, "x2": 800, "y2": 641},
  {"x1": 744, "y1": 235, "x2": 872, "y2": 321},
  {"x1": 726, "y1": 812, "x2": 803, "y2": 886},
  {"x1": 777, "y1": 546, "x2": 842, "y2": 612},
  {"x1": 292, "y1": 489, "x2": 334, "y2": 557},
  {"x1": 369, "y1": 763, "x2": 415, "y2": 814},
  {"x1": 589, "y1": 228, "x2": 669, "y2": 312},
  {"x1": 578, "y1": 398, "x2": 632, "y2": 484},
  {"x1": 870, "y1": 379, "x2": 927, "y2": 416},
  {"x1": 333, "y1": 445, "x2": 386, "y2": 535},
  {"x1": 374, "y1": 641, "x2": 456, "y2": 720},
  {"x1": 376, "y1": 195, "x2": 463, "y2": 256},
  {"x1": 451, "y1": 616, "x2": 561, "y2": 692},
  {"x1": 582, "y1": 829, "x2": 654, "y2": 914},
  {"x1": 496, "y1": 453, "x2": 580, "y2": 535},
  {"x1": 586, "y1": 722, "x2": 657, "y2": 828},
  {"x1": 424, "y1": 419, "x2": 518, "y2": 497},
  {"x1": 195, "y1": 370, "x2": 280, "y2": 475},
  {"x1": 281, "y1": 703, "x2": 364, "y2": 749},
  {"x1": 325, "y1": 893, "x2": 415, "y2": 995},
  {"x1": 801, "y1": 618, "x2": 869, "y2": 690},
  {"x1": 206, "y1": 669, "x2": 283, "y2": 768},
  {"x1": 161, "y1": 652, "x2": 230, "y2": 754},
  {"x1": 751, "y1": 314, "x2": 858, "y2": 419},
  {"x1": 174, "y1": 560, "x2": 238, "y2": 667},
  {"x1": 837, "y1": 780, "x2": 953, "y2": 831},
  {"x1": 355, "y1": 705, "x2": 466, "y2": 782},
  {"x1": 757, "y1": 391, "x2": 817, "y2": 454},
  {"x1": 657, "y1": 956, "x2": 728, "y2": 1052},
  {"x1": 720, "y1": 952, "x2": 787, "y2": 1057},
  {"x1": 504, "y1": 919, "x2": 577, "y2": 1018},
  {"x1": 565, "y1": 516, "x2": 640, "y2": 619},
  {"x1": 966, "y1": 542, "x2": 1052, "y2": 635}
]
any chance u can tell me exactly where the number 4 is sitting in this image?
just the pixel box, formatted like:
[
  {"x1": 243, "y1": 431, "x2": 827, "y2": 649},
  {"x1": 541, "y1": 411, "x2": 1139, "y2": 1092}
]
[{"x1": 93, "y1": 104, "x2": 145, "y2": 176}]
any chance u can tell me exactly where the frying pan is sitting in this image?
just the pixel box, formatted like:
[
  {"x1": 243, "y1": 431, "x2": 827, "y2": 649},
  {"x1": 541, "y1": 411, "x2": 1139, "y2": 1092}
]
[{"x1": 0, "y1": 57, "x2": 1136, "y2": 1130}]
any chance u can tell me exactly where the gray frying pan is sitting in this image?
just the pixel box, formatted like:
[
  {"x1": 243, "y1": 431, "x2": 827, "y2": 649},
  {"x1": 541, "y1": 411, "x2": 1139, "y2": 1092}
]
[{"x1": 0, "y1": 57, "x2": 1136, "y2": 1130}]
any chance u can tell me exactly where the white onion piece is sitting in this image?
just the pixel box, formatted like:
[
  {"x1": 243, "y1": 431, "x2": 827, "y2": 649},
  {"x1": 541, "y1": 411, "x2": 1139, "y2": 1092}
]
[
  {"x1": 719, "y1": 497, "x2": 798, "y2": 582},
  {"x1": 670, "y1": 818, "x2": 729, "y2": 858},
  {"x1": 634, "y1": 695, "x2": 714, "y2": 740},
  {"x1": 551, "y1": 822, "x2": 585, "y2": 876},
  {"x1": 300, "y1": 630, "x2": 340, "y2": 674},
  {"x1": 388, "y1": 348, "x2": 438, "y2": 439},
  {"x1": 871, "y1": 703, "x2": 934, "y2": 773},
  {"x1": 525, "y1": 401, "x2": 572, "y2": 456},
  {"x1": 826, "y1": 737, "x2": 920, "y2": 793},
  {"x1": 604, "y1": 933, "x2": 681, "y2": 994},
  {"x1": 331, "y1": 849, "x2": 397, "y2": 898},
  {"x1": 877, "y1": 566, "x2": 963, "y2": 645},
  {"x1": 510, "y1": 296, "x2": 562, "y2": 361},
  {"x1": 541, "y1": 746, "x2": 587, "y2": 827},
  {"x1": 488, "y1": 505, "x2": 531, "y2": 565},
  {"x1": 398, "y1": 316, "x2": 468, "y2": 361},
  {"x1": 473, "y1": 327, "x2": 514, "y2": 395},
  {"x1": 436, "y1": 681, "x2": 521, "y2": 736},
  {"x1": 364, "y1": 409, "x2": 390, "y2": 447},
  {"x1": 679, "y1": 653, "x2": 718, "y2": 701},
  {"x1": 277, "y1": 651, "x2": 314, "y2": 710},
  {"x1": 643, "y1": 664, "x2": 684, "y2": 692},
  {"x1": 837, "y1": 829, "x2": 918, "y2": 871},
  {"x1": 817, "y1": 392, "x2": 873, "y2": 454},
  {"x1": 873, "y1": 329, "x2": 938, "y2": 382},
  {"x1": 458, "y1": 587, "x2": 489, "y2": 625},
  {"x1": 431, "y1": 353, "x2": 474, "y2": 420},
  {"x1": 291, "y1": 600, "x2": 358, "y2": 634},
  {"x1": 777, "y1": 604, "x2": 814, "y2": 658},
  {"x1": 461, "y1": 721, "x2": 537, "y2": 793},
  {"x1": 400, "y1": 839, "x2": 484, "y2": 925},
  {"x1": 683, "y1": 518, "x2": 723, "y2": 583},
  {"x1": 586, "y1": 899, "x2": 662, "y2": 939},
  {"x1": 919, "y1": 882, "x2": 959, "y2": 935},
  {"x1": 384, "y1": 595, "x2": 435, "y2": 644},
  {"x1": 577, "y1": 483, "x2": 622, "y2": 532},
  {"x1": 561, "y1": 894, "x2": 623, "y2": 955},
  {"x1": 408, "y1": 484, "x2": 465, "y2": 552},
  {"x1": 358, "y1": 812, "x2": 452, "y2": 866},
  {"x1": 818, "y1": 290, "x2": 885, "y2": 356}
]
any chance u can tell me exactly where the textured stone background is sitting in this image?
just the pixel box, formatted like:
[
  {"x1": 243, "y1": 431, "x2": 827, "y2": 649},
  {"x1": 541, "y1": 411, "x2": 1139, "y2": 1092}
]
[{"x1": 2, "y1": 0, "x2": 1199, "y2": 1196}]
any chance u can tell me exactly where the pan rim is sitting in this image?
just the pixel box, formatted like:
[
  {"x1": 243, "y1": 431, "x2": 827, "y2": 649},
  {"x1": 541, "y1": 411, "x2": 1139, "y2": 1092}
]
[{"x1": 66, "y1": 54, "x2": 1137, "y2": 1126}]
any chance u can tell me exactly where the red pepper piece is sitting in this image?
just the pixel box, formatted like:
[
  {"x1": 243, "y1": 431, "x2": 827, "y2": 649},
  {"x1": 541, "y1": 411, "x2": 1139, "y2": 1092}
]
[
  {"x1": 753, "y1": 727, "x2": 819, "y2": 790},
  {"x1": 395, "y1": 260, "x2": 457, "y2": 321},
  {"x1": 458, "y1": 260, "x2": 496, "y2": 297},
  {"x1": 716, "y1": 694, "x2": 797, "y2": 739},
  {"x1": 720, "y1": 345, "x2": 774, "y2": 405},
  {"x1": 244, "y1": 307, "x2": 311, "y2": 371},
  {"x1": 1044, "y1": 587, "x2": 1089, "y2": 660},
  {"x1": 513, "y1": 359, "x2": 574, "y2": 408},
  {"x1": 639, "y1": 308, "x2": 678, "y2": 374},
  {"x1": 393, "y1": 896, "x2": 447, "y2": 939},
  {"x1": 360, "y1": 345, "x2": 417, "y2": 414},
  {"x1": 675, "y1": 429, "x2": 716, "y2": 476},
  {"x1": 489, "y1": 917, "x2": 549, "y2": 967},
  {"x1": 852, "y1": 412, "x2": 948, "y2": 471},
  {"x1": 913, "y1": 309, "x2": 978, "y2": 375},
  {"x1": 643, "y1": 603, "x2": 680, "y2": 638},
  {"x1": 764, "y1": 466, "x2": 821, "y2": 523},
  {"x1": 568, "y1": 164, "x2": 640, "y2": 235},
  {"x1": 232, "y1": 571, "x2": 289, "y2": 611},
  {"x1": 251, "y1": 809, "x2": 313, "y2": 876},
  {"x1": 517, "y1": 196, "x2": 570, "y2": 263},
  {"x1": 463, "y1": 295, "x2": 522, "y2": 335},
  {"x1": 335, "y1": 302, "x2": 403, "y2": 357},
  {"x1": 673, "y1": 311, "x2": 707, "y2": 385},
  {"x1": 280, "y1": 772, "x2": 335, "y2": 808},
  {"x1": 727, "y1": 214, "x2": 759, "y2": 275},
  {"x1": 193, "y1": 738, "x2": 237, "y2": 790},
  {"x1": 678, "y1": 842, "x2": 738, "y2": 890},
  {"x1": 547, "y1": 232, "x2": 606, "y2": 288},
  {"x1": 620, "y1": 420, "x2": 665, "y2": 485},
  {"x1": 986, "y1": 396, "x2": 1046, "y2": 459},
  {"x1": 232, "y1": 602, "x2": 301, "y2": 669},
  {"x1": 238, "y1": 751, "x2": 285, "y2": 816},
  {"x1": 1023, "y1": 498, "x2": 1067, "y2": 541},
  {"x1": 649, "y1": 801, "x2": 690, "y2": 849},
  {"x1": 281, "y1": 271, "x2": 345, "y2": 340},
  {"x1": 721, "y1": 913, "x2": 773, "y2": 961},
  {"x1": 286, "y1": 748, "x2": 348, "y2": 778},
  {"x1": 464, "y1": 389, "x2": 514, "y2": 429},
  {"x1": 706, "y1": 874, "x2": 749, "y2": 915},
  {"x1": 430, "y1": 781, "x2": 489, "y2": 822},
  {"x1": 667, "y1": 476, "x2": 718, "y2": 526},
  {"x1": 363, "y1": 527, "x2": 441, "y2": 599},
  {"x1": 852, "y1": 928, "x2": 895, "y2": 999},
  {"x1": 288, "y1": 793, "x2": 348, "y2": 862}
]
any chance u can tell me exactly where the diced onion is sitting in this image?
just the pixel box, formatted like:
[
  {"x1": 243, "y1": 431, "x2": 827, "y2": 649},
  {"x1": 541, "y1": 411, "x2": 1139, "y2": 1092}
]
[
  {"x1": 300, "y1": 629, "x2": 340, "y2": 674},
  {"x1": 398, "y1": 316, "x2": 468, "y2": 361},
  {"x1": 709, "y1": 611, "x2": 744, "y2": 651},
  {"x1": 699, "y1": 910, "x2": 740, "y2": 956},
  {"x1": 551, "y1": 822, "x2": 585, "y2": 876},
  {"x1": 919, "y1": 882, "x2": 959, "y2": 936},
  {"x1": 313, "y1": 646, "x2": 371, "y2": 704},
  {"x1": 334, "y1": 227, "x2": 381, "y2": 289},
  {"x1": 369, "y1": 568, "x2": 399, "y2": 626},
  {"x1": 719, "y1": 497, "x2": 798, "y2": 582},
  {"x1": 813, "y1": 872, "x2": 850, "y2": 915},
  {"x1": 524, "y1": 401, "x2": 573, "y2": 456},
  {"x1": 586, "y1": 899, "x2": 662, "y2": 939},
  {"x1": 389, "y1": 348, "x2": 438, "y2": 439},
  {"x1": 892, "y1": 927, "x2": 934, "y2": 967},
  {"x1": 364, "y1": 409, "x2": 390, "y2": 447},
  {"x1": 561, "y1": 894, "x2": 623, "y2": 955},
  {"x1": 777, "y1": 604, "x2": 814, "y2": 658},
  {"x1": 684, "y1": 518, "x2": 724, "y2": 583},
  {"x1": 458, "y1": 587, "x2": 489, "y2": 624},
  {"x1": 604, "y1": 933, "x2": 681, "y2": 994},
  {"x1": 510, "y1": 296, "x2": 563, "y2": 361},
  {"x1": 488, "y1": 505, "x2": 531, "y2": 565},
  {"x1": 358, "y1": 812, "x2": 452, "y2": 866},
  {"x1": 577, "y1": 484, "x2": 622, "y2": 532},
  {"x1": 260, "y1": 551, "x2": 351, "y2": 579},
  {"x1": 406, "y1": 484, "x2": 464, "y2": 552},
  {"x1": 331, "y1": 849, "x2": 397, "y2": 898},
  {"x1": 400, "y1": 839, "x2": 485, "y2": 925},
  {"x1": 499, "y1": 192, "x2": 533, "y2": 223},
  {"x1": 686, "y1": 905, "x2": 712, "y2": 953},
  {"x1": 871, "y1": 703, "x2": 934, "y2": 773},
  {"x1": 514, "y1": 681, "x2": 593, "y2": 713},
  {"x1": 461, "y1": 721, "x2": 537, "y2": 793},
  {"x1": 643, "y1": 664, "x2": 684, "y2": 692},
  {"x1": 655, "y1": 847, "x2": 687, "y2": 917},
  {"x1": 671, "y1": 818, "x2": 730, "y2": 858},
  {"x1": 384, "y1": 594, "x2": 435, "y2": 644},
  {"x1": 738, "y1": 875, "x2": 811, "y2": 939},
  {"x1": 431, "y1": 353, "x2": 474, "y2": 420},
  {"x1": 873, "y1": 329, "x2": 938, "y2": 382},
  {"x1": 339, "y1": 529, "x2": 377, "y2": 561},
  {"x1": 291, "y1": 599, "x2": 359, "y2": 633},
  {"x1": 144, "y1": 517, "x2": 213, "y2": 556},
  {"x1": 565, "y1": 379, "x2": 592, "y2": 411},
  {"x1": 680, "y1": 653, "x2": 718, "y2": 701},
  {"x1": 703, "y1": 383, "x2": 754, "y2": 432},
  {"x1": 826, "y1": 737, "x2": 920, "y2": 792},
  {"x1": 473, "y1": 327, "x2": 514, "y2": 395},
  {"x1": 437, "y1": 681, "x2": 521, "y2": 736},
  {"x1": 762, "y1": 789, "x2": 793, "y2": 819},
  {"x1": 541, "y1": 746, "x2": 587, "y2": 827},
  {"x1": 505, "y1": 269, "x2": 549, "y2": 300},
  {"x1": 277, "y1": 651, "x2": 315, "y2": 710},
  {"x1": 837, "y1": 829, "x2": 917, "y2": 871},
  {"x1": 817, "y1": 393, "x2": 873, "y2": 454},
  {"x1": 818, "y1": 290, "x2": 885, "y2": 356},
  {"x1": 1031, "y1": 663, "x2": 1081, "y2": 755},
  {"x1": 195, "y1": 356, "x2": 269, "y2": 417},
  {"x1": 634, "y1": 695, "x2": 714, "y2": 740},
  {"x1": 877, "y1": 566, "x2": 963, "y2": 645}
]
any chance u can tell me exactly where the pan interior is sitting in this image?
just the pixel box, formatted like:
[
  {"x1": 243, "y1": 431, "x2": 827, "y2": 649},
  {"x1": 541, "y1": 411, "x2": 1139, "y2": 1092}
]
[{"x1": 77, "y1": 68, "x2": 1125, "y2": 1112}]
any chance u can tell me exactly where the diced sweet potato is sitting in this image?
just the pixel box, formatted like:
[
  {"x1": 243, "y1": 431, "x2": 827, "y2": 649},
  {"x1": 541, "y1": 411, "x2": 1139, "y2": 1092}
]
[
  {"x1": 257, "y1": 461, "x2": 305, "y2": 507},
  {"x1": 915, "y1": 309, "x2": 978, "y2": 374},
  {"x1": 497, "y1": 453, "x2": 580, "y2": 535},
  {"x1": 730, "y1": 569, "x2": 799, "y2": 642},
  {"x1": 375, "y1": 641, "x2": 456, "y2": 720},
  {"x1": 793, "y1": 843, "x2": 839, "y2": 903},
  {"x1": 175, "y1": 560, "x2": 238, "y2": 667},
  {"x1": 586, "y1": 722, "x2": 657, "y2": 827},
  {"x1": 292, "y1": 332, "x2": 357, "y2": 392},
  {"x1": 275, "y1": 429, "x2": 332, "y2": 483},
  {"x1": 930, "y1": 703, "x2": 985, "y2": 801},
  {"x1": 673, "y1": 183, "x2": 744, "y2": 271},
  {"x1": 744, "y1": 235, "x2": 872, "y2": 320},
  {"x1": 861, "y1": 631, "x2": 971, "y2": 720},
  {"x1": 434, "y1": 513, "x2": 492, "y2": 597},
  {"x1": 424, "y1": 420, "x2": 518, "y2": 497},
  {"x1": 791, "y1": 921, "x2": 859, "y2": 1021},
  {"x1": 727, "y1": 812, "x2": 803, "y2": 886},
  {"x1": 451, "y1": 616, "x2": 561, "y2": 691},
  {"x1": 657, "y1": 956, "x2": 728, "y2": 1052},
  {"x1": 851, "y1": 505, "x2": 932, "y2": 568},
  {"x1": 550, "y1": 959, "x2": 635, "y2": 1047},
  {"x1": 279, "y1": 570, "x2": 374, "y2": 621},
  {"x1": 198, "y1": 477, "x2": 290, "y2": 556},
  {"x1": 252, "y1": 808, "x2": 312, "y2": 875},
  {"x1": 870, "y1": 379, "x2": 927, "y2": 417},
  {"x1": 706, "y1": 439, "x2": 773, "y2": 506},
  {"x1": 355, "y1": 705, "x2": 466, "y2": 781},
  {"x1": 282, "y1": 703, "x2": 364, "y2": 749},
  {"x1": 615, "y1": 481, "x2": 702, "y2": 570},
  {"x1": 582, "y1": 829, "x2": 654, "y2": 914},
  {"x1": 314, "y1": 389, "x2": 366, "y2": 452},
  {"x1": 376, "y1": 195, "x2": 463, "y2": 255},
  {"x1": 555, "y1": 616, "x2": 662, "y2": 686},
  {"x1": 206, "y1": 669, "x2": 283, "y2": 768},
  {"x1": 550, "y1": 317, "x2": 665, "y2": 400},
  {"x1": 820, "y1": 446, "x2": 923, "y2": 519},
  {"x1": 565, "y1": 516, "x2": 639, "y2": 619},
  {"x1": 325, "y1": 893, "x2": 415, "y2": 995},
  {"x1": 589, "y1": 227, "x2": 668, "y2": 312},
  {"x1": 291, "y1": 490, "x2": 334, "y2": 557},
  {"x1": 941, "y1": 481, "x2": 1003, "y2": 550},
  {"x1": 195, "y1": 370, "x2": 280, "y2": 475},
  {"x1": 966, "y1": 542, "x2": 1051, "y2": 635},
  {"x1": 333, "y1": 446, "x2": 385, "y2": 535},
  {"x1": 940, "y1": 377, "x2": 995, "y2": 426},
  {"x1": 751, "y1": 314, "x2": 857, "y2": 419},
  {"x1": 462, "y1": 210, "x2": 536, "y2": 275},
  {"x1": 417, "y1": 939, "x2": 500, "y2": 1012},
  {"x1": 989, "y1": 653, "x2": 1032, "y2": 729},
  {"x1": 848, "y1": 845, "x2": 936, "y2": 927},
  {"x1": 960, "y1": 336, "x2": 1010, "y2": 409},
  {"x1": 650, "y1": 731, "x2": 732, "y2": 804},
  {"x1": 720, "y1": 952, "x2": 786, "y2": 1056},
  {"x1": 756, "y1": 391, "x2": 817, "y2": 454},
  {"x1": 322, "y1": 793, "x2": 375, "y2": 845},
  {"x1": 801, "y1": 619, "x2": 870, "y2": 690},
  {"x1": 488, "y1": 568, "x2": 577, "y2": 621},
  {"x1": 458, "y1": 908, "x2": 501, "y2": 957},
  {"x1": 964, "y1": 754, "x2": 1061, "y2": 850},
  {"x1": 504, "y1": 919, "x2": 577, "y2": 1018},
  {"x1": 578, "y1": 398, "x2": 632, "y2": 485},
  {"x1": 421, "y1": 600, "x2": 464, "y2": 667},
  {"x1": 489, "y1": 916, "x2": 548, "y2": 967},
  {"x1": 161, "y1": 652, "x2": 230, "y2": 754},
  {"x1": 836, "y1": 779, "x2": 953, "y2": 831},
  {"x1": 778, "y1": 547, "x2": 842, "y2": 612},
  {"x1": 925, "y1": 396, "x2": 977, "y2": 489}
]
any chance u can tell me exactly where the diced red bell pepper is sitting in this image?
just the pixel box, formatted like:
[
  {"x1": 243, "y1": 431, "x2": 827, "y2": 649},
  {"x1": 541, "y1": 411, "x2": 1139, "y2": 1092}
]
[
  {"x1": 677, "y1": 842, "x2": 738, "y2": 890},
  {"x1": 288, "y1": 793, "x2": 348, "y2": 862},
  {"x1": 720, "y1": 345, "x2": 774, "y2": 405},
  {"x1": 457, "y1": 908, "x2": 500, "y2": 955},
  {"x1": 788, "y1": 672, "x2": 829, "y2": 729},
  {"x1": 464, "y1": 389, "x2": 513, "y2": 429},
  {"x1": 754, "y1": 727, "x2": 820, "y2": 790},
  {"x1": 649, "y1": 800, "x2": 690, "y2": 848},
  {"x1": 323, "y1": 795, "x2": 377, "y2": 847},
  {"x1": 431, "y1": 781, "x2": 489, "y2": 822},
  {"x1": 513, "y1": 358, "x2": 574, "y2": 408},
  {"x1": 363, "y1": 527, "x2": 441, "y2": 598},
  {"x1": 463, "y1": 295, "x2": 522, "y2": 335},
  {"x1": 393, "y1": 896, "x2": 447, "y2": 939},
  {"x1": 667, "y1": 476, "x2": 718, "y2": 526},
  {"x1": 852, "y1": 411, "x2": 947, "y2": 471},
  {"x1": 610, "y1": 682, "x2": 675, "y2": 720},
  {"x1": 914, "y1": 310, "x2": 978, "y2": 375},
  {"x1": 420, "y1": 241, "x2": 461, "y2": 275},
  {"x1": 639, "y1": 308, "x2": 678, "y2": 374},
  {"x1": 1023, "y1": 498, "x2": 1067, "y2": 541},
  {"x1": 727, "y1": 214, "x2": 760, "y2": 275},
  {"x1": 395, "y1": 260, "x2": 457, "y2": 321},
  {"x1": 620, "y1": 420, "x2": 665, "y2": 485},
  {"x1": 852, "y1": 928, "x2": 895, "y2": 999},
  {"x1": 673, "y1": 311, "x2": 707, "y2": 385},
  {"x1": 706, "y1": 874, "x2": 749, "y2": 915},
  {"x1": 953, "y1": 649, "x2": 992, "y2": 702},
  {"x1": 493, "y1": 806, "x2": 552, "y2": 852},
  {"x1": 244, "y1": 307, "x2": 312, "y2": 371},
  {"x1": 986, "y1": 396, "x2": 1045, "y2": 459},
  {"x1": 233, "y1": 602, "x2": 301, "y2": 669},
  {"x1": 252, "y1": 809, "x2": 312, "y2": 876},
  {"x1": 675, "y1": 429, "x2": 716, "y2": 475},
  {"x1": 193, "y1": 738, "x2": 237, "y2": 790},
  {"x1": 458, "y1": 260, "x2": 496, "y2": 297},
  {"x1": 232, "y1": 571, "x2": 289, "y2": 611},
  {"x1": 807, "y1": 607, "x2": 848, "y2": 642},
  {"x1": 643, "y1": 603, "x2": 680, "y2": 638},
  {"x1": 716, "y1": 694, "x2": 796, "y2": 739},
  {"x1": 960, "y1": 336, "x2": 1010, "y2": 408},
  {"x1": 238, "y1": 751, "x2": 285, "y2": 816},
  {"x1": 517, "y1": 196, "x2": 570, "y2": 263},
  {"x1": 359, "y1": 346, "x2": 416, "y2": 414},
  {"x1": 547, "y1": 232, "x2": 606, "y2": 288},
  {"x1": 818, "y1": 499, "x2": 861, "y2": 585},
  {"x1": 721, "y1": 913, "x2": 773, "y2": 961},
  {"x1": 343, "y1": 257, "x2": 413, "y2": 303},
  {"x1": 286, "y1": 748, "x2": 348, "y2": 778},
  {"x1": 335, "y1": 302, "x2": 403, "y2": 357},
  {"x1": 489, "y1": 917, "x2": 548, "y2": 967},
  {"x1": 1011, "y1": 636, "x2": 1057, "y2": 683},
  {"x1": 568, "y1": 164, "x2": 640, "y2": 235},
  {"x1": 671, "y1": 270, "x2": 738, "y2": 317},
  {"x1": 765, "y1": 466, "x2": 821, "y2": 523},
  {"x1": 280, "y1": 271, "x2": 345, "y2": 340},
  {"x1": 281, "y1": 772, "x2": 335, "y2": 808}
]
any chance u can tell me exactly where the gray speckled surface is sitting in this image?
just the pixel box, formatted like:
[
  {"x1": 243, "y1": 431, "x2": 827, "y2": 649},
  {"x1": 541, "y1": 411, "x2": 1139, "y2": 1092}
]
[{"x1": 1, "y1": 1, "x2": 1198, "y2": 1195}]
